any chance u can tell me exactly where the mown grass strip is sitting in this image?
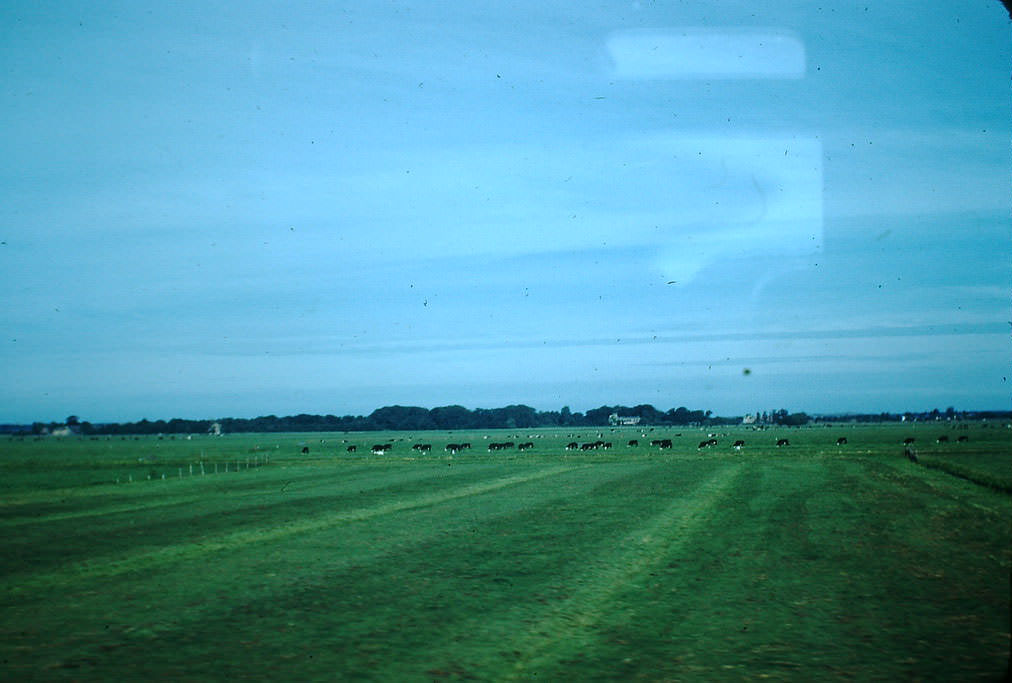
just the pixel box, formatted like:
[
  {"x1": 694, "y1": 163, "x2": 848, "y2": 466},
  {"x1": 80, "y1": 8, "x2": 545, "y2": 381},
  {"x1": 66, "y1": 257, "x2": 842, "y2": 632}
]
[
  {"x1": 503, "y1": 461, "x2": 744, "y2": 678},
  {"x1": 916, "y1": 455, "x2": 1012, "y2": 494},
  {"x1": 5, "y1": 465, "x2": 582, "y2": 594},
  {"x1": 0, "y1": 462, "x2": 436, "y2": 527}
]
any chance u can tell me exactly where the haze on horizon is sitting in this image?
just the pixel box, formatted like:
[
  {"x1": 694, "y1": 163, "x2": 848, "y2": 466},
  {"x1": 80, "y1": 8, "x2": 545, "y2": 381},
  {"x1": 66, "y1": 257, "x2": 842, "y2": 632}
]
[{"x1": 1, "y1": 1, "x2": 1009, "y2": 424}]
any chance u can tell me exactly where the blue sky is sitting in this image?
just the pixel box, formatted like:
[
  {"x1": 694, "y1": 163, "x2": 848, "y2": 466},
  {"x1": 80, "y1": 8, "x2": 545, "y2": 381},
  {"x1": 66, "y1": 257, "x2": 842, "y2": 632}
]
[{"x1": 1, "y1": 1, "x2": 1009, "y2": 423}]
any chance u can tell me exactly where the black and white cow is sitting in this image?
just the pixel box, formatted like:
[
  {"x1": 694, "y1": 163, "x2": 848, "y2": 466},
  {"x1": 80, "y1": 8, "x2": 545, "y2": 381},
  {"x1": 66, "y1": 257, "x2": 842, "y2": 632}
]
[
  {"x1": 836, "y1": 437, "x2": 848, "y2": 446},
  {"x1": 776, "y1": 438, "x2": 790, "y2": 447}
]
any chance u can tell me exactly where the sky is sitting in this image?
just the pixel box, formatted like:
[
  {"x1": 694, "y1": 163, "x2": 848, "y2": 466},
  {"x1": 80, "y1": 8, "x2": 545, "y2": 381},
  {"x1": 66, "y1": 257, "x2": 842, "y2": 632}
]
[{"x1": 1, "y1": 1, "x2": 1009, "y2": 423}]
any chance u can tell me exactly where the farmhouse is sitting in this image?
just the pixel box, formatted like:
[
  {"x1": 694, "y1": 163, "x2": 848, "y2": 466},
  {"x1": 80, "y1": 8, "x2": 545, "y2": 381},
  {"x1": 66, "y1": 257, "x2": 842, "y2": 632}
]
[{"x1": 608, "y1": 413, "x2": 641, "y2": 426}]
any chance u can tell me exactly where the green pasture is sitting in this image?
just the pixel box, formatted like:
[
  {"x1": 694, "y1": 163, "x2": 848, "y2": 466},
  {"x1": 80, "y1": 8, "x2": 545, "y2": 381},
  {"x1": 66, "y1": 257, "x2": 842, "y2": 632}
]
[{"x1": 1, "y1": 423, "x2": 1009, "y2": 680}]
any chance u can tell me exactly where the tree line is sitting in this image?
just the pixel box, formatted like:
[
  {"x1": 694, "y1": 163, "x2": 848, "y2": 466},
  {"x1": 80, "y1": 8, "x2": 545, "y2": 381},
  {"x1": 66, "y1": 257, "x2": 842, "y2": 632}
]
[
  {"x1": 24, "y1": 404, "x2": 732, "y2": 436},
  {"x1": 10, "y1": 406, "x2": 1006, "y2": 437}
]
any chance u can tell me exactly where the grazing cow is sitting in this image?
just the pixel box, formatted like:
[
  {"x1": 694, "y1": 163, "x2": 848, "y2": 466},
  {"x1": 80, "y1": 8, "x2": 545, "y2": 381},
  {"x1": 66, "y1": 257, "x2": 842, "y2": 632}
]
[
  {"x1": 460, "y1": 443, "x2": 471, "y2": 450},
  {"x1": 371, "y1": 444, "x2": 392, "y2": 454},
  {"x1": 836, "y1": 437, "x2": 848, "y2": 446},
  {"x1": 628, "y1": 439, "x2": 638, "y2": 447},
  {"x1": 446, "y1": 443, "x2": 460, "y2": 454},
  {"x1": 347, "y1": 445, "x2": 357, "y2": 452},
  {"x1": 904, "y1": 446, "x2": 919, "y2": 463},
  {"x1": 732, "y1": 440, "x2": 745, "y2": 450},
  {"x1": 957, "y1": 435, "x2": 969, "y2": 443},
  {"x1": 518, "y1": 442, "x2": 534, "y2": 451},
  {"x1": 602, "y1": 442, "x2": 612, "y2": 449},
  {"x1": 776, "y1": 438, "x2": 790, "y2": 447},
  {"x1": 565, "y1": 442, "x2": 579, "y2": 450},
  {"x1": 301, "y1": 446, "x2": 309, "y2": 454},
  {"x1": 419, "y1": 444, "x2": 431, "y2": 452},
  {"x1": 697, "y1": 440, "x2": 710, "y2": 449},
  {"x1": 657, "y1": 439, "x2": 672, "y2": 449},
  {"x1": 902, "y1": 437, "x2": 916, "y2": 445},
  {"x1": 580, "y1": 442, "x2": 596, "y2": 451},
  {"x1": 936, "y1": 435, "x2": 949, "y2": 443}
]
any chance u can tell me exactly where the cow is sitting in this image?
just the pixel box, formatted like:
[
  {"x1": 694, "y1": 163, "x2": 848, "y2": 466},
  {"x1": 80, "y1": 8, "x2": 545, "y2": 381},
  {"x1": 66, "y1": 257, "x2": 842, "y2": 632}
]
[
  {"x1": 628, "y1": 439, "x2": 639, "y2": 447},
  {"x1": 418, "y1": 444, "x2": 432, "y2": 452},
  {"x1": 936, "y1": 435, "x2": 949, "y2": 443},
  {"x1": 957, "y1": 435, "x2": 969, "y2": 443},
  {"x1": 301, "y1": 446, "x2": 309, "y2": 454},
  {"x1": 371, "y1": 444, "x2": 391, "y2": 454},
  {"x1": 580, "y1": 442, "x2": 596, "y2": 451},
  {"x1": 697, "y1": 440, "x2": 710, "y2": 449},
  {"x1": 518, "y1": 442, "x2": 534, "y2": 451},
  {"x1": 460, "y1": 443, "x2": 471, "y2": 450},
  {"x1": 565, "y1": 442, "x2": 579, "y2": 450},
  {"x1": 776, "y1": 438, "x2": 790, "y2": 447},
  {"x1": 732, "y1": 440, "x2": 745, "y2": 450},
  {"x1": 347, "y1": 445, "x2": 357, "y2": 452},
  {"x1": 657, "y1": 439, "x2": 672, "y2": 449},
  {"x1": 836, "y1": 437, "x2": 848, "y2": 446},
  {"x1": 602, "y1": 442, "x2": 612, "y2": 449},
  {"x1": 902, "y1": 437, "x2": 916, "y2": 445}
]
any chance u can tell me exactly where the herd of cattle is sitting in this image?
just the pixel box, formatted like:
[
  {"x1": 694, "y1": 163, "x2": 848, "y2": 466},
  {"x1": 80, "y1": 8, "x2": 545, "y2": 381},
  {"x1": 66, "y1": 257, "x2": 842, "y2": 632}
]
[{"x1": 297, "y1": 433, "x2": 969, "y2": 455}]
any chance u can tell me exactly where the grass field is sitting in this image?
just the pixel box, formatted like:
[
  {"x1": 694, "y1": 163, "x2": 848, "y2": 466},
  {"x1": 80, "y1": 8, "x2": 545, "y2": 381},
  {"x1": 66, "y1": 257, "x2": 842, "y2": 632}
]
[{"x1": 2, "y1": 423, "x2": 1009, "y2": 680}]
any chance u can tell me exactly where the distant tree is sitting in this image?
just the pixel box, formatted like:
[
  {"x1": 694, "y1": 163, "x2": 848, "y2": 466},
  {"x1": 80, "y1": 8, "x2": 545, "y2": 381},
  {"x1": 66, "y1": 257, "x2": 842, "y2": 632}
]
[
  {"x1": 584, "y1": 406, "x2": 616, "y2": 426},
  {"x1": 65, "y1": 415, "x2": 80, "y2": 426},
  {"x1": 431, "y1": 405, "x2": 474, "y2": 430},
  {"x1": 368, "y1": 406, "x2": 436, "y2": 431},
  {"x1": 632, "y1": 404, "x2": 664, "y2": 423}
]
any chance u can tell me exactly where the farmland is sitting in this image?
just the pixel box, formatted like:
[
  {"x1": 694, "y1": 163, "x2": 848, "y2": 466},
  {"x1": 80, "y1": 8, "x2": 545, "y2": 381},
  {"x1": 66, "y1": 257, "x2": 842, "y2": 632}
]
[{"x1": 1, "y1": 423, "x2": 1009, "y2": 680}]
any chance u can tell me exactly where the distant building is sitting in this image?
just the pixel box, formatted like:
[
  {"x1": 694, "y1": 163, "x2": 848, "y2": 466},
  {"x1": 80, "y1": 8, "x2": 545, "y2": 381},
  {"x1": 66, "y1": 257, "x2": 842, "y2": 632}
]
[
  {"x1": 608, "y1": 413, "x2": 641, "y2": 426},
  {"x1": 742, "y1": 413, "x2": 757, "y2": 425},
  {"x1": 208, "y1": 422, "x2": 223, "y2": 436}
]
